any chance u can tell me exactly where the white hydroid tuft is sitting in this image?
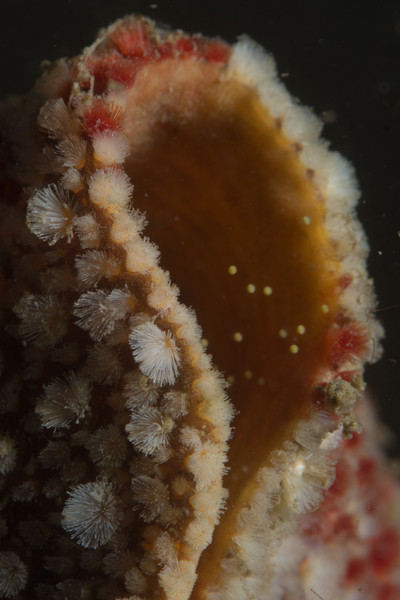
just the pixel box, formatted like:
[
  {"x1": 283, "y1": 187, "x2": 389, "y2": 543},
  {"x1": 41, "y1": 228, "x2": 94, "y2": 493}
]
[
  {"x1": 0, "y1": 552, "x2": 28, "y2": 598},
  {"x1": 129, "y1": 321, "x2": 181, "y2": 386},
  {"x1": 62, "y1": 481, "x2": 122, "y2": 549},
  {"x1": 27, "y1": 183, "x2": 77, "y2": 245}
]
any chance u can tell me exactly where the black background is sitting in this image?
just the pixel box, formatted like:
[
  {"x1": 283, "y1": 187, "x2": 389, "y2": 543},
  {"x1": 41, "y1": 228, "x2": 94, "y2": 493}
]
[{"x1": 1, "y1": 0, "x2": 399, "y2": 454}]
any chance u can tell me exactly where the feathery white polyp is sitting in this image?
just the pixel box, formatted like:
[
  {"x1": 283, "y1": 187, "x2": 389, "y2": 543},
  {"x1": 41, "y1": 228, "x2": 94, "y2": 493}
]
[
  {"x1": 13, "y1": 293, "x2": 67, "y2": 348},
  {"x1": 102, "y1": 550, "x2": 137, "y2": 577},
  {"x1": 0, "y1": 551, "x2": 28, "y2": 598},
  {"x1": 159, "y1": 559, "x2": 197, "y2": 600},
  {"x1": 40, "y1": 266, "x2": 75, "y2": 293},
  {"x1": 160, "y1": 391, "x2": 189, "y2": 418},
  {"x1": 153, "y1": 531, "x2": 179, "y2": 570},
  {"x1": 62, "y1": 481, "x2": 122, "y2": 549},
  {"x1": 84, "y1": 343, "x2": 122, "y2": 384},
  {"x1": 88, "y1": 167, "x2": 133, "y2": 211},
  {"x1": 122, "y1": 370, "x2": 160, "y2": 408},
  {"x1": 129, "y1": 321, "x2": 181, "y2": 386},
  {"x1": 126, "y1": 406, "x2": 174, "y2": 455},
  {"x1": 0, "y1": 435, "x2": 17, "y2": 476},
  {"x1": 73, "y1": 213, "x2": 101, "y2": 249},
  {"x1": 26, "y1": 183, "x2": 77, "y2": 245},
  {"x1": 73, "y1": 289, "x2": 134, "y2": 341},
  {"x1": 36, "y1": 372, "x2": 91, "y2": 429},
  {"x1": 124, "y1": 236, "x2": 160, "y2": 273},
  {"x1": 181, "y1": 427, "x2": 228, "y2": 490},
  {"x1": 56, "y1": 134, "x2": 87, "y2": 169},
  {"x1": 131, "y1": 475, "x2": 171, "y2": 523},
  {"x1": 92, "y1": 130, "x2": 130, "y2": 165},
  {"x1": 86, "y1": 425, "x2": 127, "y2": 469},
  {"x1": 38, "y1": 440, "x2": 71, "y2": 469},
  {"x1": 109, "y1": 208, "x2": 147, "y2": 244},
  {"x1": 125, "y1": 566, "x2": 148, "y2": 595},
  {"x1": 75, "y1": 250, "x2": 121, "y2": 288},
  {"x1": 61, "y1": 167, "x2": 84, "y2": 193},
  {"x1": 281, "y1": 451, "x2": 335, "y2": 513},
  {"x1": 37, "y1": 97, "x2": 80, "y2": 139}
]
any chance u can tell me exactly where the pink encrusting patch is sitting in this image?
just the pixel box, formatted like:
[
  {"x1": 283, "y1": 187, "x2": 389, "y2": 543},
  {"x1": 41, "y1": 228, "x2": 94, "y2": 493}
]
[
  {"x1": 108, "y1": 18, "x2": 231, "y2": 63},
  {"x1": 86, "y1": 20, "x2": 231, "y2": 94},
  {"x1": 109, "y1": 20, "x2": 154, "y2": 58},
  {"x1": 370, "y1": 529, "x2": 400, "y2": 577},
  {"x1": 298, "y1": 419, "x2": 400, "y2": 599},
  {"x1": 338, "y1": 272, "x2": 354, "y2": 291},
  {"x1": 328, "y1": 323, "x2": 370, "y2": 368},
  {"x1": 87, "y1": 51, "x2": 143, "y2": 89},
  {"x1": 376, "y1": 584, "x2": 400, "y2": 600},
  {"x1": 83, "y1": 100, "x2": 125, "y2": 136}
]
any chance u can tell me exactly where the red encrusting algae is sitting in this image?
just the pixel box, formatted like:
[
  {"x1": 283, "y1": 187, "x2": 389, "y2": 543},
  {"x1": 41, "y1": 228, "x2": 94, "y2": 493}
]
[{"x1": 0, "y1": 13, "x2": 399, "y2": 600}]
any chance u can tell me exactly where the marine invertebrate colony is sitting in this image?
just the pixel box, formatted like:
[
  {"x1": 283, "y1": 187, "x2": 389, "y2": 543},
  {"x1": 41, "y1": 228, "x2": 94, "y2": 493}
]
[{"x1": 0, "y1": 14, "x2": 399, "y2": 600}]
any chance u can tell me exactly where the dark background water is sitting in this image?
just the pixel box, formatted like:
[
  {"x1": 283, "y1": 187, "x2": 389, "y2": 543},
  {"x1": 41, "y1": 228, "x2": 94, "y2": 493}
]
[{"x1": 1, "y1": 0, "x2": 399, "y2": 455}]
